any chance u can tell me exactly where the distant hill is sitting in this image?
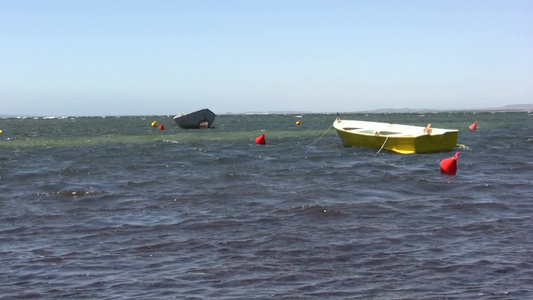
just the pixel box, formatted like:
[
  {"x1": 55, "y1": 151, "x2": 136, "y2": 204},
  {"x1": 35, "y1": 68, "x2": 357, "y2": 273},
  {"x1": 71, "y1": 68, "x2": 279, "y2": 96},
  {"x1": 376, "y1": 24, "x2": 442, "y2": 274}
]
[
  {"x1": 499, "y1": 104, "x2": 533, "y2": 110},
  {"x1": 356, "y1": 103, "x2": 533, "y2": 114},
  {"x1": 233, "y1": 104, "x2": 533, "y2": 115}
]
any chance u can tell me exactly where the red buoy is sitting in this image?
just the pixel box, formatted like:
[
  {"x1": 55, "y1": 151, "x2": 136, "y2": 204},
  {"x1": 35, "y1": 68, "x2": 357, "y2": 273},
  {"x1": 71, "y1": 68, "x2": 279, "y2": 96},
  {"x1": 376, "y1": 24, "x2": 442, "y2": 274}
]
[
  {"x1": 440, "y1": 152, "x2": 459, "y2": 175},
  {"x1": 255, "y1": 133, "x2": 266, "y2": 145},
  {"x1": 469, "y1": 121, "x2": 477, "y2": 131},
  {"x1": 159, "y1": 124, "x2": 165, "y2": 130}
]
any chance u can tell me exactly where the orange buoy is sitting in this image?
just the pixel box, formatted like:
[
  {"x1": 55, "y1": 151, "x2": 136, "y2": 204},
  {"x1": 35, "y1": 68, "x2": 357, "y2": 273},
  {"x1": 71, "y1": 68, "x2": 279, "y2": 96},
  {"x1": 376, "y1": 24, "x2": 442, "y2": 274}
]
[
  {"x1": 296, "y1": 120, "x2": 301, "y2": 126},
  {"x1": 159, "y1": 124, "x2": 164, "y2": 130},
  {"x1": 151, "y1": 121, "x2": 158, "y2": 127},
  {"x1": 469, "y1": 121, "x2": 477, "y2": 131},
  {"x1": 440, "y1": 152, "x2": 459, "y2": 175},
  {"x1": 255, "y1": 133, "x2": 266, "y2": 145}
]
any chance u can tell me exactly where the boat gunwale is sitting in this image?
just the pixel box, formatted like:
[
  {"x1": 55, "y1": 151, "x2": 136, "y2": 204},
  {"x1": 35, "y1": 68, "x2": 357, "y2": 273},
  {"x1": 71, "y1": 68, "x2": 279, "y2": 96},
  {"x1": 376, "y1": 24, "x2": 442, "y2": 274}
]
[
  {"x1": 332, "y1": 119, "x2": 459, "y2": 154},
  {"x1": 334, "y1": 120, "x2": 458, "y2": 138}
]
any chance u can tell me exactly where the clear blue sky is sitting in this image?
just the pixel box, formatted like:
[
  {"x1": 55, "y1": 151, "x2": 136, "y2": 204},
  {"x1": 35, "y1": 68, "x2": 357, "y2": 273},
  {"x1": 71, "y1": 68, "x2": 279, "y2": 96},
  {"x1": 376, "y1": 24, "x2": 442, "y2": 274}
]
[{"x1": 1, "y1": 0, "x2": 532, "y2": 116}]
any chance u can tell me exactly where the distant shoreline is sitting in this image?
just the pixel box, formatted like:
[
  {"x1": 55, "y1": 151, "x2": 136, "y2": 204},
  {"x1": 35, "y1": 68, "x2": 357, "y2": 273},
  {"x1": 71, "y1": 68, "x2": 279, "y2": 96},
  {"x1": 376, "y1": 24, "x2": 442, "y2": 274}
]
[
  {"x1": 2, "y1": 104, "x2": 531, "y2": 118},
  {"x1": 238, "y1": 104, "x2": 533, "y2": 115}
]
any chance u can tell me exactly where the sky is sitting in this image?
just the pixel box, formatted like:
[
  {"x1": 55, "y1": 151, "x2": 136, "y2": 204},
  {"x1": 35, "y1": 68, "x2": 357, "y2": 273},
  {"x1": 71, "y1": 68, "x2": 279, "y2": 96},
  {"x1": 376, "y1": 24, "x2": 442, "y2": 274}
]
[{"x1": 1, "y1": 0, "x2": 532, "y2": 116}]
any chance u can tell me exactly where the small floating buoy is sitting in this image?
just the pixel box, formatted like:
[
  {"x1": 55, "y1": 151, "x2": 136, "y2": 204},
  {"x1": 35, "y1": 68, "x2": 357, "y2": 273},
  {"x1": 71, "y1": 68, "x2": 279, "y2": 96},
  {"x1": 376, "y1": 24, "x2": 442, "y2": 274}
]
[
  {"x1": 469, "y1": 121, "x2": 477, "y2": 131},
  {"x1": 255, "y1": 133, "x2": 266, "y2": 145},
  {"x1": 440, "y1": 152, "x2": 460, "y2": 175},
  {"x1": 159, "y1": 124, "x2": 165, "y2": 130},
  {"x1": 296, "y1": 120, "x2": 301, "y2": 126},
  {"x1": 0, "y1": 129, "x2": 3, "y2": 134},
  {"x1": 151, "y1": 121, "x2": 158, "y2": 127}
]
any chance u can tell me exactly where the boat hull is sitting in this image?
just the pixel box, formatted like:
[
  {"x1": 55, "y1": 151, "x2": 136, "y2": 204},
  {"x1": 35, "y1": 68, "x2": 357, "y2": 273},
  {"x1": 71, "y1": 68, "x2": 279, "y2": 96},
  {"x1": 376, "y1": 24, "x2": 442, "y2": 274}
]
[
  {"x1": 173, "y1": 109, "x2": 216, "y2": 129},
  {"x1": 333, "y1": 119, "x2": 458, "y2": 154}
]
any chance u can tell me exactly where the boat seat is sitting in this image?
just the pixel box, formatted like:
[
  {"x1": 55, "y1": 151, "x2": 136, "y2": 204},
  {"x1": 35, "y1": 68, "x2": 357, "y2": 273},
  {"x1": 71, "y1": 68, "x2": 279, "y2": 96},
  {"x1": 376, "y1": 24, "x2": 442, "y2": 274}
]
[
  {"x1": 377, "y1": 131, "x2": 402, "y2": 135},
  {"x1": 353, "y1": 129, "x2": 376, "y2": 134}
]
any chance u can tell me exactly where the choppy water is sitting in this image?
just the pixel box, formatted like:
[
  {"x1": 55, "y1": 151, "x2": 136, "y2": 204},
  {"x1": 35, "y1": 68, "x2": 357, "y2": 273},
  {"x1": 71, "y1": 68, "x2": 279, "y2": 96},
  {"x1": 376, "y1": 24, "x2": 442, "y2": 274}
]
[{"x1": 1, "y1": 112, "x2": 532, "y2": 299}]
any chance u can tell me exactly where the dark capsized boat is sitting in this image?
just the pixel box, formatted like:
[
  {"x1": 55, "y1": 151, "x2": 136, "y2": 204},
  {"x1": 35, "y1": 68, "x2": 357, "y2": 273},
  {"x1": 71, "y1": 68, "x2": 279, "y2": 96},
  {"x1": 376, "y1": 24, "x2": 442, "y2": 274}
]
[{"x1": 173, "y1": 109, "x2": 216, "y2": 129}]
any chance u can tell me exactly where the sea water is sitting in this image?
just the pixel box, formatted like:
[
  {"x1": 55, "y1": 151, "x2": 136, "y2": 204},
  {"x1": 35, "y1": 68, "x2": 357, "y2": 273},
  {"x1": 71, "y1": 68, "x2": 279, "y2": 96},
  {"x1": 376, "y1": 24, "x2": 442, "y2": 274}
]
[{"x1": 0, "y1": 112, "x2": 532, "y2": 299}]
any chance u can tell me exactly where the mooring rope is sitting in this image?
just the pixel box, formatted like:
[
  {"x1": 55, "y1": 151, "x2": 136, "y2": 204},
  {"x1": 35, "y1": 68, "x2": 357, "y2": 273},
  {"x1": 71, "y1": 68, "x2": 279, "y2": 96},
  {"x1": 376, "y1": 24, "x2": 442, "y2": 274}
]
[
  {"x1": 375, "y1": 136, "x2": 389, "y2": 155},
  {"x1": 307, "y1": 124, "x2": 333, "y2": 146}
]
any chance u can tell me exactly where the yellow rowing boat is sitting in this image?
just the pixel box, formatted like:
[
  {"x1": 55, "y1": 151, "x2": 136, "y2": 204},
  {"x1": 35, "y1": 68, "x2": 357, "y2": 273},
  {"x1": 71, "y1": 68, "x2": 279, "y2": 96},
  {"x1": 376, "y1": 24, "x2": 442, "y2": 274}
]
[{"x1": 333, "y1": 118, "x2": 458, "y2": 154}]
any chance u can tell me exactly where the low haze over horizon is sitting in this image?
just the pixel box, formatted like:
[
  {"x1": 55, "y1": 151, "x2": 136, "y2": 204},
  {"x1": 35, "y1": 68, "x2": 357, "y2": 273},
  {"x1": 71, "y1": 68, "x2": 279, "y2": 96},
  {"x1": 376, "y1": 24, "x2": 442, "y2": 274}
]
[{"x1": 1, "y1": 0, "x2": 532, "y2": 116}]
